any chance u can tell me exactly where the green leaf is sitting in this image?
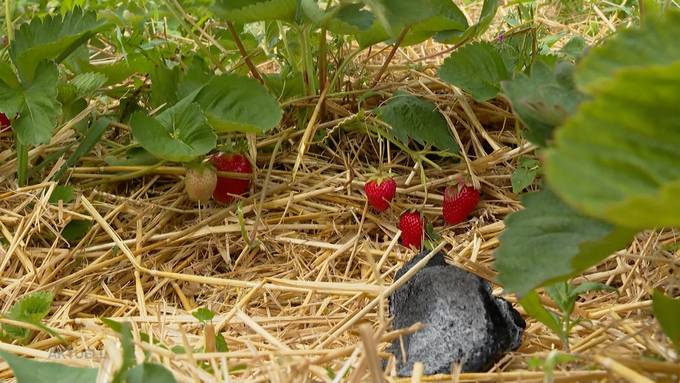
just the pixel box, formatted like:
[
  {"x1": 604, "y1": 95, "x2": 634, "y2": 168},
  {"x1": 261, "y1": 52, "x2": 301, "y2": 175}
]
[
  {"x1": 150, "y1": 64, "x2": 180, "y2": 109},
  {"x1": 3, "y1": 291, "x2": 54, "y2": 340},
  {"x1": 349, "y1": 0, "x2": 468, "y2": 47},
  {"x1": 193, "y1": 74, "x2": 282, "y2": 134},
  {"x1": 127, "y1": 363, "x2": 176, "y2": 383},
  {"x1": 62, "y1": 220, "x2": 92, "y2": 244},
  {"x1": 177, "y1": 57, "x2": 212, "y2": 100},
  {"x1": 70, "y1": 72, "x2": 107, "y2": 98},
  {"x1": 112, "y1": 322, "x2": 136, "y2": 383},
  {"x1": 447, "y1": 0, "x2": 499, "y2": 42},
  {"x1": 100, "y1": 317, "x2": 123, "y2": 333},
  {"x1": 216, "y1": 333, "x2": 229, "y2": 352},
  {"x1": 0, "y1": 350, "x2": 98, "y2": 383},
  {"x1": 519, "y1": 291, "x2": 562, "y2": 335},
  {"x1": 130, "y1": 97, "x2": 216, "y2": 163},
  {"x1": 0, "y1": 61, "x2": 61, "y2": 146},
  {"x1": 10, "y1": 8, "x2": 108, "y2": 82},
  {"x1": 192, "y1": 308, "x2": 215, "y2": 323},
  {"x1": 511, "y1": 158, "x2": 539, "y2": 193},
  {"x1": 213, "y1": 0, "x2": 298, "y2": 23},
  {"x1": 361, "y1": 0, "x2": 436, "y2": 37},
  {"x1": 569, "y1": 281, "x2": 615, "y2": 297},
  {"x1": 331, "y1": 3, "x2": 375, "y2": 33},
  {"x1": 576, "y1": 11, "x2": 680, "y2": 91},
  {"x1": 501, "y1": 61, "x2": 584, "y2": 146},
  {"x1": 377, "y1": 92, "x2": 458, "y2": 153},
  {"x1": 55, "y1": 118, "x2": 110, "y2": 182},
  {"x1": 494, "y1": 188, "x2": 635, "y2": 296},
  {"x1": 402, "y1": 0, "x2": 468, "y2": 46},
  {"x1": 652, "y1": 290, "x2": 680, "y2": 349},
  {"x1": 49, "y1": 185, "x2": 75, "y2": 204},
  {"x1": 546, "y1": 63, "x2": 680, "y2": 229},
  {"x1": 560, "y1": 36, "x2": 587, "y2": 60},
  {"x1": 439, "y1": 42, "x2": 510, "y2": 101}
]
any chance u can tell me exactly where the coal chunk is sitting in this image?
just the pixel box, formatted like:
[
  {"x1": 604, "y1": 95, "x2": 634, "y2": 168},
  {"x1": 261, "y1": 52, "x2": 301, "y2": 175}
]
[{"x1": 389, "y1": 251, "x2": 525, "y2": 376}]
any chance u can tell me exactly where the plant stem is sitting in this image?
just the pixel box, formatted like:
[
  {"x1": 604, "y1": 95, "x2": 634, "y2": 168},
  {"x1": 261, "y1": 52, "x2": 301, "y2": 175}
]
[
  {"x1": 370, "y1": 26, "x2": 410, "y2": 87},
  {"x1": 299, "y1": 26, "x2": 317, "y2": 95},
  {"x1": 4, "y1": 0, "x2": 13, "y2": 43},
  {"x1": 318, "y1": 27, "x2": 328, "y2": 116},
  {"x1": 227, "y1": 22, "x2": 263, "y2": 84}
]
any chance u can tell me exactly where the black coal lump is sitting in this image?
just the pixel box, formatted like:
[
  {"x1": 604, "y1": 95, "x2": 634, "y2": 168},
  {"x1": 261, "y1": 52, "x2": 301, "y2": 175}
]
[{"x1": 388, "y1": 251, "x2": 525, "y2": 376}]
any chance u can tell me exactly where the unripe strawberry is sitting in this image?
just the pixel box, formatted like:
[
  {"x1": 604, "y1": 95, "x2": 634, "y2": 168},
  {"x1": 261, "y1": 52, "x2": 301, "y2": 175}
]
[
  {"x1": 399, "y1": 211, "x2": 424, "y2": 249},
  {"x1": 443, "y1": 183, "x2": 480, "y2": 225},
  {"x1": 185, "y1": 165, "x2": 217, "y2": 202},
  {"x1": 364, "y1": 177, "x2": 397, "y2": 212}
]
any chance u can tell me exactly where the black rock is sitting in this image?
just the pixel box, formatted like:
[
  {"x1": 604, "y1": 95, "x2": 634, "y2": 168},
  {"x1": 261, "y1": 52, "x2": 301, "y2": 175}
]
[{"x1": 388, "y1": 251, "x2": 525, "y2": 376}]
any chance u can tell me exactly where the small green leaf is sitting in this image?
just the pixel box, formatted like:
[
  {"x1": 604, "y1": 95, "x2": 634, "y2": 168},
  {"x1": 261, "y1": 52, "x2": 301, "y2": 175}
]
[
  {"x1": 0, "y1": 350, "x2": 98, "y2": 383},
  {"x1": 193, "y1": 74, "x2": 282, "y2": 134},
  {"x1": 61, "y1": 220, "x2": 92, "y2": 244},
  {"x1": 511, "y1": 158, "x2": 539, "y2": 193},
  {"x1": 652, "y1": 290, "x2": 680, "y2": 349},
  {"x1": 560, "y1": 36, "x2": 587, "y2": 60},
  {"x1": 576, "y1": 10, "x2": 680, "y2": 91},
  {"x1": 0, "y1": 61, "x2": 62, "y2": 146},
  {"x1": 216, "y1": 333, "x2": 229, "y2": 352},
  {"x1": 213, "y1": 0, "x2": 298, "y2": 23},
  {"x1": 494, "y1": 188, "x2": 635, "y2": 296},
  {"x1": 100, "y1": 317, "x2": 123, "y2": 333},
  {"x1": 546, "y1": 63, "x2": 680, "y2": 229},
  {"x1": 502, "y1": 61, "x2": 584, "y2": 146},
  {"x1": 377, "y1": 92, "x2": 458, "y2": 153},
  {"x1": 3, "y1": 291, "x2": 54, "y2": 340},
  {"x1": 49, "y1": 186, "x2": 75, "y2": 204},
  {"x1": 127, "y1": 363, "x2": 176, "y2": 383},
  {"x1": 130, "y1": 97, "x2": 216, "y2": 163},
  {"x1": 569, "y1": 282, "x2": 615, "y2": 298},
  {"x1": 192, "y1": 308, "x2": 215, "y2": 323},
  {"x1": 70, "y1": 72, "x2": 107, "y2": 98},
  {"x1": 439, "y1": 42, "x2": 510, "y2": 101},
  {"x1": 519, "y1": 291, "x2": 562, "y2": 336}
]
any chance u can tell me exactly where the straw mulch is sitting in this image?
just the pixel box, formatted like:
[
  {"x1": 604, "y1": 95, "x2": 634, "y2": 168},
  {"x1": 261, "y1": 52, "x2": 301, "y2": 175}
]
[{"x1": 0, "y1": 2, "x2": 679, "y2": 382}]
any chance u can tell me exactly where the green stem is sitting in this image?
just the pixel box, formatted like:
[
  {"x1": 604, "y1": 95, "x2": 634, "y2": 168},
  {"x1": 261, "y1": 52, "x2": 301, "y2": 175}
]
[
  {"x1": 81, "y1": 162, "x2": 165, "y2": 188},
  {"x1": 4, "y1": 0, "x2": 13, "y2": 43},
  {"x1": 16, "y1": 140, "x2": 28, "y2": 186},
  {"x1": 299, "y1": 26, "x2": 317, "y2": 95}
]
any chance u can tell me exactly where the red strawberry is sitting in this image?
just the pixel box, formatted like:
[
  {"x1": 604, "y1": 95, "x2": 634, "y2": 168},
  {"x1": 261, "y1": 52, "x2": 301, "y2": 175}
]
[
  {"x1": 0, "y1": 113, "x2": 10, "y2": 133},
  {"x1": 399, "y1": 211, "x2": 424, "y2": 249},
  {"x1": 185, "y1": 165, "x2": 217, "y2": 202},
  {"x1": 210, "y1": 152, "x2": 253, "y2": 204},
  {"x1": 364, "y1": 177, "x2": 397, "y2": 212},
  {"x1": 443, "y1": 183, "x2": 480, "y2": 225}
]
